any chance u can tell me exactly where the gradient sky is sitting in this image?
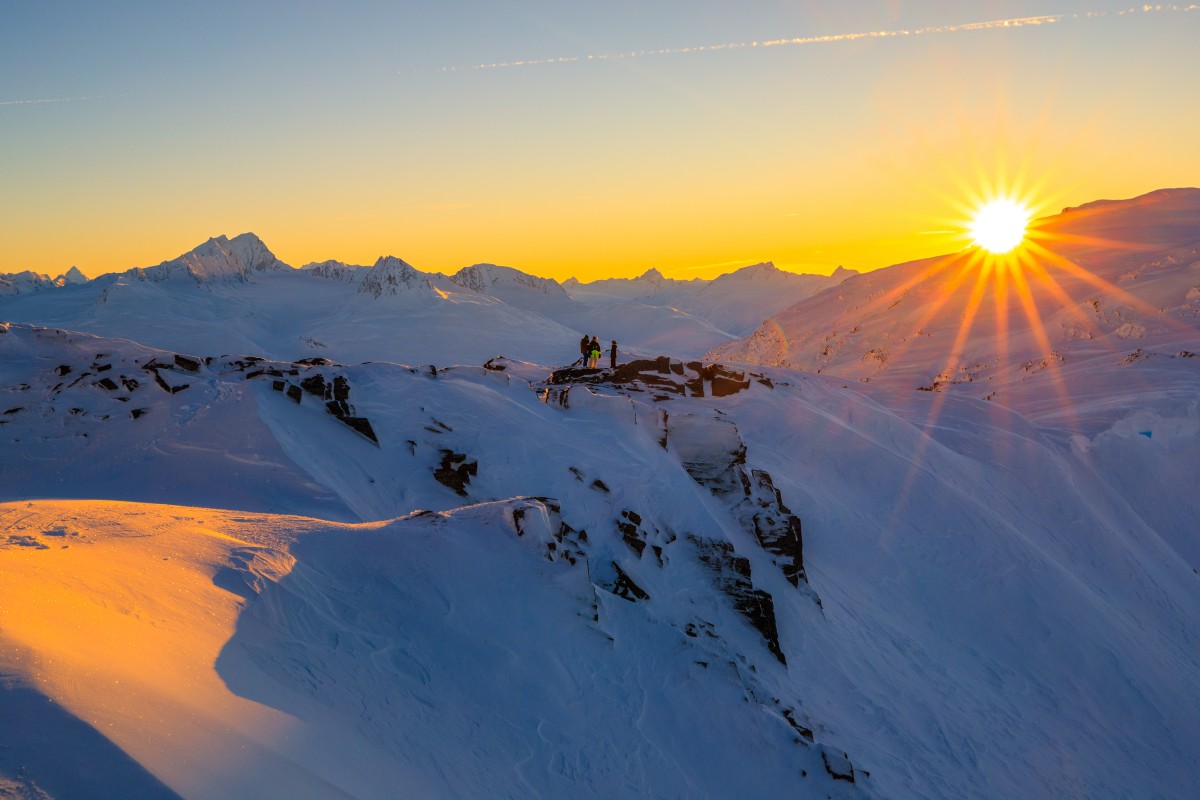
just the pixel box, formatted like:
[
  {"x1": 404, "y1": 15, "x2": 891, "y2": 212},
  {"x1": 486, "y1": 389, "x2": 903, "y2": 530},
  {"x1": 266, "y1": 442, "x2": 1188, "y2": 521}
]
[{"x1": 3, "y1": 1, "x2": 1199, "y2": 281}]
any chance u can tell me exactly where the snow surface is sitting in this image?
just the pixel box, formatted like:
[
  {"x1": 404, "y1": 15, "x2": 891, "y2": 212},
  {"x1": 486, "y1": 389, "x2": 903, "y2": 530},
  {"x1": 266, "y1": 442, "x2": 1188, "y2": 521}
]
[{"x1": 1, "y1": 190, "x2": 1199, "y2": 799}]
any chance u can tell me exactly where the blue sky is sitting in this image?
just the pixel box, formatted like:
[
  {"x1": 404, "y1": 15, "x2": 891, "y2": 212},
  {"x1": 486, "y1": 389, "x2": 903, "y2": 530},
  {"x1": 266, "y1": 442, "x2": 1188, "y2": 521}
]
[{"x1": 3, "y1": 1, "x2": 1198, "y2": 279}]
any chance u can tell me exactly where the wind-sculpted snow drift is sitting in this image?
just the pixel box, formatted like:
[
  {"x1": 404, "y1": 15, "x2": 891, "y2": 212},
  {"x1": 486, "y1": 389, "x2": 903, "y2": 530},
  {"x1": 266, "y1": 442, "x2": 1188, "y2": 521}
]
[{"x1": 2, "y1": 316, "x2": 1199, "y2": 799}]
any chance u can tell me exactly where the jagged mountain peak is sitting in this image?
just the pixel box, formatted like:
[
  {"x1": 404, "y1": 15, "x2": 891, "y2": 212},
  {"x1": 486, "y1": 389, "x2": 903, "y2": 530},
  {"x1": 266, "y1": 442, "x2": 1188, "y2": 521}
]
[
  {"x1": 132, "y1": 232, "x2": 291, "y2": 285},
  {"x1": 358, "y1": 255, "x2": 436, "y2": 298},
  {"x1": 371, "y1": 254, "x2": 418, "y2": 271},
  {"x1": 60, "y1": 266, "x2": 89, "y2": 284}
]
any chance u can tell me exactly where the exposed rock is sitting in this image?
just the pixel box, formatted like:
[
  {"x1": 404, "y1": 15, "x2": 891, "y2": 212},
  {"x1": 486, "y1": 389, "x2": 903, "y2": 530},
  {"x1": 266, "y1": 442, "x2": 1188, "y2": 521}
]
[
  {"x1": 299, "y1": 374, "x2": 326, "y2": 396},
  {"x1": 689, "y1": 535, "x2": 786, "y2": 664},
  {"x1": 821, "y1": 748, "x2": 856, "y2": 783},
  {"x1": 173, "y1": 354, "x2": 202, "y2": 372},
  {"x1": 617, "y1": 510, "x2": 647, "y2": 558},
  {"x1": 95, "y1": 377, "x2": 119, "y2": 391},
  {"x1": 782, "y1": 708, "x2": 814, "y2": 742},
  {"x1": 510, "y1": 498, "x2": 588, "y2": 566},
  {"x1": 608, "y1": 562, "x2": 651, "y2": 602},
  {"x1": 748, "y1": 470, "x2": 806, "y2": 586},
  {"x1": 339, "y1": 416, "x2": 378, "y2": 444},
  {"x1": 435, "y1": 450, "x2": 478, "y2": 496},
  {"x1": 547, "y1": 358, "x2": 755, "y2": 401},
  {"x1": 669, "y1": 413, "x2": 808, "y2": 587}
]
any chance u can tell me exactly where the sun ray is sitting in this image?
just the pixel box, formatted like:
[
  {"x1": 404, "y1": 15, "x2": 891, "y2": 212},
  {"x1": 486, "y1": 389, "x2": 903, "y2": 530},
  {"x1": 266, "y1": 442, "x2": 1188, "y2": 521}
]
[
  {"x1": 884, "y1": 252, "x2": 999, "y2": 533},
  {"x1": 1007, "y1": 258, "x2": 1082, "y2": 430},
  {"x1": 1024, "y1": 239, "x2": 1183, "y2": 323}
]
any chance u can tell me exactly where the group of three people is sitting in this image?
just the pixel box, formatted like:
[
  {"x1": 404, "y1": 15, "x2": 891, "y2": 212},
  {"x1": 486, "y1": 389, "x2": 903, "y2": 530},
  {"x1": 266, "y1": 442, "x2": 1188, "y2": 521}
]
[{"x1": 579, "y1": 335, "x2": 617, "y2": 369}]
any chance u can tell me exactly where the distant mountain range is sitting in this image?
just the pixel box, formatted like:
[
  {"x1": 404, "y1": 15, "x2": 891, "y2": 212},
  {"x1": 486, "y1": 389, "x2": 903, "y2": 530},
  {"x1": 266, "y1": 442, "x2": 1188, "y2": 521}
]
[
  {"x1": 0, "y1": 265, "x2": 88, "y2": 295},
  {"x1": 0, "y1": 238, "x2": 855, "y2": 364}
]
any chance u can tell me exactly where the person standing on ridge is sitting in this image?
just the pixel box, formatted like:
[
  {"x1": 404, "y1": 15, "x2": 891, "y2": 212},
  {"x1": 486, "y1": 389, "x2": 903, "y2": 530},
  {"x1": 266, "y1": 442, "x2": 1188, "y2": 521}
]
[
  {"x1": 610, "y1": 340, "x2": 618, "y2": 369},
  {"x1": 579, "y1": 334, "x2": 590, "y2": 366},
  {"x1": 588, "y1": 336, "x2": 601, "y2": 368}
]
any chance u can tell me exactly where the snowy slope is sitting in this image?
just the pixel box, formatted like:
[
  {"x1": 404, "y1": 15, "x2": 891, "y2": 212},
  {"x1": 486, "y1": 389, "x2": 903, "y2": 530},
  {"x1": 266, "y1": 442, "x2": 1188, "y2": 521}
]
[
  {"x1": 711, "y1": 188, "x2": 1200, "y2": 397},
  {"x1": 2, "y1": 321, "x2": 1199, "y2": 799},
  {"x1": 675, "y1": 262, "x2": 857, "y2": 336}
]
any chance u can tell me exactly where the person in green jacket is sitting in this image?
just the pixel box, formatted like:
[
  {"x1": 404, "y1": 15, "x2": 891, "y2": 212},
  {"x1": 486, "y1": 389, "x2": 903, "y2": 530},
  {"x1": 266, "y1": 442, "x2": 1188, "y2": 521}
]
[{"x1": 587, "y1": 336, "x2": 601, "y2": 368}]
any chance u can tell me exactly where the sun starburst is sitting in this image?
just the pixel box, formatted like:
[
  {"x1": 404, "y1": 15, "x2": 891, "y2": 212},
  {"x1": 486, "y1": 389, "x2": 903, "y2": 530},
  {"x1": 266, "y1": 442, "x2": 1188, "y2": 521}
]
[{"x1": 970, "y1": 199, "x2": 1031, "y2": 253}]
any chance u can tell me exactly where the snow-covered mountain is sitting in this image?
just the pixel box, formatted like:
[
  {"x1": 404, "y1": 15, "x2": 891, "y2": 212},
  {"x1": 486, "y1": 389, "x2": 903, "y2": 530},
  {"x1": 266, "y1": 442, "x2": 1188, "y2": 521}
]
[
  {"x1": 712, "y1": 188, "x2": 1200, "y2": 398},
  {"x1": 677, "y1": 262, "x2": 858, "y2": 336},
  {"x1": 452, "y1": 262, "x2": 576, "y2": 312},
  {"x1": 564, "y1": 267, "x2": 702, "y2": 304},
  {"x1": 566, "y1": 263, "x2": 857, "y2": 336},
  {"x1": 2, "y1": 310, "x2": 1198, "y2": 798},
  {"x1": 0, "y1": 241, "x2": 585, "y2": 366},
  {"x1": 0, "y1": 266, "x2": 88, "y2": 295},
  {"x1": 1, "y1": 238, "x2": 853, "y2": 363},
  {"x1": 132, "y1": 232, "x2": 291, "y2": 284}
]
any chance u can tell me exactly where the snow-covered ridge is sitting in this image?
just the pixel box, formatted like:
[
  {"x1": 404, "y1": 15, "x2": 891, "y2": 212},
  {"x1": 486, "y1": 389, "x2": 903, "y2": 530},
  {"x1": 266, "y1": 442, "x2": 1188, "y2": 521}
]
[
  {"x1": 452, "y1": 262, "x2": 568, "y2": 297},
  {"x1": 711, "y1": 187, "x2": 1200, "y2": 391},
  {"x1": 299, "y1": 259, "x2": 368, "y2": 282}
]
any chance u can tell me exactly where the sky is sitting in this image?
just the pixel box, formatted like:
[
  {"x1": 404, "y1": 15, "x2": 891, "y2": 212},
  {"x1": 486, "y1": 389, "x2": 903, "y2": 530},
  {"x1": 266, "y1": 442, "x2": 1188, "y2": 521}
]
[{"x1": 2, "y1": 1, "x2": 1199, "y2": 282}]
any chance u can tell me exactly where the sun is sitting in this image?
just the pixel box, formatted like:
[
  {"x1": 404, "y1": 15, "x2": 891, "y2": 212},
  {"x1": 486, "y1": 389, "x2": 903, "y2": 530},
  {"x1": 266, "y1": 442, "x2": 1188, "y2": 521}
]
[{"x1": 970, "y1": 199, "x2": 1031, "y2": 254}]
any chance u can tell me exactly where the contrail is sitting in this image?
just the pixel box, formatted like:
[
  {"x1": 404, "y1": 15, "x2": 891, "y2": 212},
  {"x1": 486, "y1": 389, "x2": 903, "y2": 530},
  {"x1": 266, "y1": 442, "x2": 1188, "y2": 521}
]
[
  {"x1": 0, "y1": 92, "x2": 140, "y2": 107},
  {"x1": 427, "y1": 5, "x2": 1199, "y2": 73}
]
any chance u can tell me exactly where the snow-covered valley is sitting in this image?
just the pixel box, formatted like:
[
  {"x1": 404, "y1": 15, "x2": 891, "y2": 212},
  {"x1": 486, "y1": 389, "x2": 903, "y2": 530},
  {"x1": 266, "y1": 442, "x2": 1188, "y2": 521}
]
[{"x1": 2, "y1": 189, "x2": 1199, "y2": 799}]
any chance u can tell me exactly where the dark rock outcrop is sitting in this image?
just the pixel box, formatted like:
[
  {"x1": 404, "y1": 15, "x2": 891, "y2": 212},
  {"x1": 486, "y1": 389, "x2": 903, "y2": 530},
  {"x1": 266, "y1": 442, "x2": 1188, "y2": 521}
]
[
  {"x1": 669, "y1": 413, "x2": 807, "y2": 587},
  {"x1": 609, "y1": 562, "x2": 651, "y2": 602},
  {"x1": 435, "y1": 450, "x2": 478, "y2": 496},
  {"x1": 173, "y1": 354, "x2": 202, "y2": 372},
  {"x1": 821, "y1": 748, "x2": 856, "y2": 783},
  {"x1": 689, "y1": 535, "x2": 786, "y2": 665},
  {"x1": 547, "y1": 358, "x2": 754, "y2": 400}
]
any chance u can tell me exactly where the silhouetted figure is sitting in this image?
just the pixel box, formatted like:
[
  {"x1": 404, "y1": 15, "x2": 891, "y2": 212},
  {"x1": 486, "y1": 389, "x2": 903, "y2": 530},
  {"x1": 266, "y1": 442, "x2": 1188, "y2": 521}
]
[
  {"x1": 579, "y1": 334, "x2": 590, "y2": 366},
  {"x1": 610, "y1": 340, "x2": 618, "y2": 369}
]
